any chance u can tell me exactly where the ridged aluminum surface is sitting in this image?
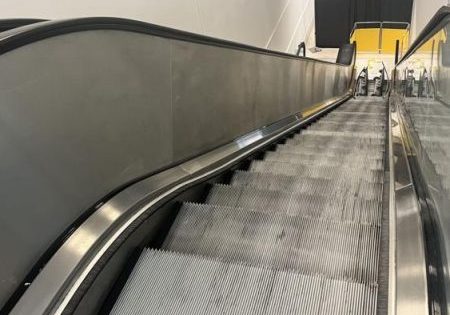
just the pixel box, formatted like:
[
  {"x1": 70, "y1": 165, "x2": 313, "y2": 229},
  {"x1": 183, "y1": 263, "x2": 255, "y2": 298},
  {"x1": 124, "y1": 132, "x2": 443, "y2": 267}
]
[
  {"x1": 231, "y1": 170, "x2": 383, "y2": 202},
  {"x1": 164, "y1": 202, "x2": 380, "y2": 283},
  {"x1": 112, "y1": 97, "x2": 386, "y2": 314},
  {"x1": 205, "y1": 185, "x2": 382, "y2": 224},
  {"x1": 111, "y1": 249, "x2": 377, "y2": 315}
]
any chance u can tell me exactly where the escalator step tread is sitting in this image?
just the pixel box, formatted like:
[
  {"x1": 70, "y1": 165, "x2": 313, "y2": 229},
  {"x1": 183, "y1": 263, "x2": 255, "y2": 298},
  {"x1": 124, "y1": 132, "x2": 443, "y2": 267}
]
[
  {"x1": 327, "y1": 111, "x2": 385, "y2": 118},
  {"x1": 294, "y1": 134, "x2": 385, "y2": 144},
  {"x1": 307, "y1": 121, "x2": 385, "y2": 132},
  {"x1": 163, "y1": 203, "x2": 380, "y2": 284},
  {"x1": 249, "y1": 160, "x2": 384, "y2": 184},
  {"x1": 276, "y1": 143, "x2": 384, "y2": 157},
  {"x1": 300, "y1": 129, "x2": 384, "y2": 139},
  {"x1": 110, "y1": 249, "x2": 377, "y2": 315},
  {"x1": 321, "y1": 117, "x2": 386, "y2": 125},
  {"x1": 230, "y1": 170, "x2": 383, "y2": 202},
  {"x1": 289, "y1": 134, "x2": 385, "y2": 146},
  {"x1": 206, "y1": 184, "x2": 382, "y2": 224},
  {"x1": 263, "y1": 151, "x2": 384, "y2": 170}
]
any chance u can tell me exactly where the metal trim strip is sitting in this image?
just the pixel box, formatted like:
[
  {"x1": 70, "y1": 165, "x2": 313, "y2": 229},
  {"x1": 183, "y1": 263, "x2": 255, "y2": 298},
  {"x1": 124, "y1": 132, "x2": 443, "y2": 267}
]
[{"x1": 389, "y1": 100, "x2": 428, "y2": 315}]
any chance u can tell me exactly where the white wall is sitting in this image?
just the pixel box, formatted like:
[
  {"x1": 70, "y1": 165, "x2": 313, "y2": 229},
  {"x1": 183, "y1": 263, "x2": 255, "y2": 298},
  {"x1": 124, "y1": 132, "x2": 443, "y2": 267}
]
[
  {"x1": 410, "y1": 0, "x2": 448, "y2": 42},
  {"x1": 0, "y1": 0, "x2": 315, "y2": 54}
]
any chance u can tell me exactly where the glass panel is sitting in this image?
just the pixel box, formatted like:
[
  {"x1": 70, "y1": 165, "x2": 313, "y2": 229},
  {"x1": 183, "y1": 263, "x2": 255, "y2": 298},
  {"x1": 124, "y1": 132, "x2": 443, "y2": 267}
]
[{"x1": 395, "y1": 21, "x2": 450, "y2": 313}]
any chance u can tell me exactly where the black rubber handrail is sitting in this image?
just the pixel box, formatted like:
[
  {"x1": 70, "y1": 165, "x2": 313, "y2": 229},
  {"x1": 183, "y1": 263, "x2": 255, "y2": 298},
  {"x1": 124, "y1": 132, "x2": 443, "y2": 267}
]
[
  {"x1": 397, "y1": 6, "x2": 450, "y2": 65},
  {"x1": 0, "y1": 17, "x2": 350, "y2": 66},
  {"x1": 0, "y1": 18, "x2": 46, "y2": 32}
]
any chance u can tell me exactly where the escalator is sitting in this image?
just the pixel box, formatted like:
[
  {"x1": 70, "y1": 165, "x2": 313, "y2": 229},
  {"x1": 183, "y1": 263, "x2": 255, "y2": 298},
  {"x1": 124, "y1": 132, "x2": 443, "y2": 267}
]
[
  {"x1": 3, "y1": 6, "x2": 450, "y2": 315},
  {"x1": 110, "y1": 97, "x2": 386, "y2": 314}
]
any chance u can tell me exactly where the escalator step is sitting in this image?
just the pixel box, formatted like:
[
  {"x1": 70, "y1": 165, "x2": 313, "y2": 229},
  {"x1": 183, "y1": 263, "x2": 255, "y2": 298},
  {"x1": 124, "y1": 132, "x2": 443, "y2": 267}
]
[
  {"x1": 163, "y1": 203, "x2": 380, "y2": 283},
  {"x1": 276, "y1": 143, "x2": 384, "y2": 157},
  {"x1": 289, "y1": 134, "x2": 385, "y2": 147},
  {"x1": 319, "y1": 117, "x2": 386, "y2": 126},
  {"x1": 263, "y1": 151, "x2": 384, "y2": 170},
  {"x1": 334, "y1": 109, "x2": 385, "y2": 114},
  {"x1": 334, "y1": 104, "x2": 385, "y2": 111},
  {"x1": 327, "y1": 111, "x2": 385, "y2": 118},
  {"x1": 110, "y1": 249, "x2": 377, "y2": 315},
  {"x1": 206, "y1": 184, "x2": 381, "y2": 224},
  {"x1": 230, "y1": 170, "x2": 383, "y2": 202},
  {"x1": 249, "y1": 160, "x2": 384, "y2": 184},
  {"x1": 308, "y1": 121, "x2": 385, "y2": 133},
  {"x1": 301, "y1": 129, "x2": 384, "y2": 139}
]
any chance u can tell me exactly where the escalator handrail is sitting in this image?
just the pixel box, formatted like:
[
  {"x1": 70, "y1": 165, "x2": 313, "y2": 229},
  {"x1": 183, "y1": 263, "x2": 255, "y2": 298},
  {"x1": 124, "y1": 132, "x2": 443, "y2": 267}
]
[
  {"x1": 0, "y1": 17, "x2": 350, "y2": 66},
  {"x1": 397, "y1": 6, "x2": 450, "y2": 65},
  {"x1": 0, "y1": 18, "x2": 46, "y2": 32}
]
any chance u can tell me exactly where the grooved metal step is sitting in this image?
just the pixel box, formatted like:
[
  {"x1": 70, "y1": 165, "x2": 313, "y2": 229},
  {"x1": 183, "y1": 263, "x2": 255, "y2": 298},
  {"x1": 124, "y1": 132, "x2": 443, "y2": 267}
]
[
  {"x1": 327, "y1": 111, "x2": 385, "y2": 119},
  {"x1": 318, "y1": 118, "x2": 386, "y2": 126},
  {"x1": 309, "y1": 121, "x2": 385, "y2": 133},
  {"x1": 277, "y1": 143, "x2": 384, "y2": 157},
  {"x1": 111, "y1": 249, "x2": 378, "y2": 315},
  {"x1": 333, "y1": 104, "x2": 386, "y2": 113},
  {"x1": 301, "y1": 129, "x2": 384, "y2": 139},
  {"x1": 264, "y1": 151, "x2": 384, "y2": 170},
  {"x1": 289, "y1": 133, "x2": 385, "y2": 146},
  {"x1": 249, "y1": 160, "x2": 384, "y2": 183},
  {"x1": 230, "y1": 170, "x2": 383, "y2": 202},
  {"x1": 163, "y1": 203, "x2": 380, "y2": 283},
  {"x1": 206, "y1": 184, "x2": 382, "y2": 224}
]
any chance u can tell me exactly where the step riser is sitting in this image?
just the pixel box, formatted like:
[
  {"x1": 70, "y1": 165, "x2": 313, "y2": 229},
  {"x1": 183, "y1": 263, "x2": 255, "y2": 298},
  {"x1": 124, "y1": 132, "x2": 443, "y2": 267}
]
[
  {"x1": 207, "y1": 185, "x2": 382, "y2": 225},
  {"x1": 230, "y1": 171, "x2": 383, "y2": 203},
  {"x1": 111, "y1": 249, "x2": 378, "y2": 315},
  {"x1": 164, "y1": 204, "x2": 380, "y2": 284},
  {"x1": 249, "y1": 161, "x2": 384, "y2": 184},
  {"x1": 264, "y1": 152, "x2": 384, "y2": 169}
]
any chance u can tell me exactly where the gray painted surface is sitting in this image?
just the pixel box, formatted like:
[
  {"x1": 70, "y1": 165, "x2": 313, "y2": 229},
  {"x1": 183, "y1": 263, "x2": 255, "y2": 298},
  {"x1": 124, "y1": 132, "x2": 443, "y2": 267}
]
[{"x1": 0, "y1": 28, "x2": 351, "y2": 307}]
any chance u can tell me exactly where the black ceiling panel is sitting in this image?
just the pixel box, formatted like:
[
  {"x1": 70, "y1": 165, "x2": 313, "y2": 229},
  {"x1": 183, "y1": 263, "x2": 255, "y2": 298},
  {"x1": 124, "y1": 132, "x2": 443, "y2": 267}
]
[{"x1": 315, "y1": 0, "x2": 351, "y2": 47}]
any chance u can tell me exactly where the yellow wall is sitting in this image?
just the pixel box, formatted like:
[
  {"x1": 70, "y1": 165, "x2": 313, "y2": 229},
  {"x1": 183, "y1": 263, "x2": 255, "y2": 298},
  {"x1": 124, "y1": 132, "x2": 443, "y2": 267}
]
[{"x1": 350, "y1": 28, "x2": 409, "y2": 53}]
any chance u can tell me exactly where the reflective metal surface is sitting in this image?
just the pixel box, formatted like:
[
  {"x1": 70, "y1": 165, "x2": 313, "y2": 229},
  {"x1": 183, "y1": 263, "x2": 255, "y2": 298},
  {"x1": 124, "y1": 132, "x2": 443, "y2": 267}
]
[
  {"x1": 393, "y1": 7, "x2": 450, "y2": 313},
  {"x1": 389, "y1": 103, "x2": 428, "y2": 315},
  {"x1": 10, "y1": 95, "x2": 349, "y2": 315},
  {"x1": 0, "y1": 20, "x2": 353, "y2": 309}
]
